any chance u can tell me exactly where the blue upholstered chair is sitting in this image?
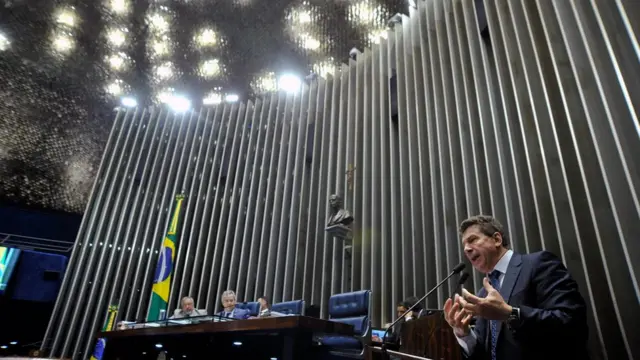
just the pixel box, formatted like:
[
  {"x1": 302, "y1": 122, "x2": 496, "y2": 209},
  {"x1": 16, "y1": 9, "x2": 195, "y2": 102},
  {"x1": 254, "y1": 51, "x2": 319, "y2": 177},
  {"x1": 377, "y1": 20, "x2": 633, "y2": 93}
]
[
  {"x1": 236, "y1": 301, "x2": 260, "y2": 317},
  {"x1": 320, "y1": 290, "x2": 371, "y2": 358},
  {"x1": 271, "y1": 300, "x2": 305, "y2": 315}
]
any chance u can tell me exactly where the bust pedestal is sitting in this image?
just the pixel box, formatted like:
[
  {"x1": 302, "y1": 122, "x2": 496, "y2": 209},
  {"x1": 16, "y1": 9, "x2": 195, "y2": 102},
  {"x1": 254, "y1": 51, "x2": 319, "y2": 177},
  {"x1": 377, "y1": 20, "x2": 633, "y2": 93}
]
[{"x1": 325, "y1": 224, "x2": 353, "y2": 292}]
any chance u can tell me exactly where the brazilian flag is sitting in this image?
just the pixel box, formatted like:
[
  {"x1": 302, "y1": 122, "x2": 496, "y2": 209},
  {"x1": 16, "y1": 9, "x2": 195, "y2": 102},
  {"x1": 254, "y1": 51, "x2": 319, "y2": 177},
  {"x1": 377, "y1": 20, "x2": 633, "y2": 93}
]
[
  {"x1": 147, "y1": 194, "x2": 186, "y2": 321},
  {"x1": 90, "y1": 305, "x2": 118, "y2": 360}
]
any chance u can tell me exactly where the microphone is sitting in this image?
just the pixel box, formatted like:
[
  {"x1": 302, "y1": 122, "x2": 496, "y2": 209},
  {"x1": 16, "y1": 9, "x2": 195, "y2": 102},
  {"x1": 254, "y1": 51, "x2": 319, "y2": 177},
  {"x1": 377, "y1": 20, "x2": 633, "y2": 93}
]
[
  {"x1": 452, "y1": 272, "x2": 469, "y2": 299},
  {"x1": 381, "y1": 263, "x2": 466, "y2": 350}
]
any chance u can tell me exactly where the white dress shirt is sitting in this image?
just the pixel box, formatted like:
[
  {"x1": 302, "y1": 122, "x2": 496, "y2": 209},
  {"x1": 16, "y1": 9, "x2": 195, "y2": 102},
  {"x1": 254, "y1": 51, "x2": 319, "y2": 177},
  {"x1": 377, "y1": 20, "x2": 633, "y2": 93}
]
[{"x1": 456, "y1": 249, "x2": 513, "y2": 355}]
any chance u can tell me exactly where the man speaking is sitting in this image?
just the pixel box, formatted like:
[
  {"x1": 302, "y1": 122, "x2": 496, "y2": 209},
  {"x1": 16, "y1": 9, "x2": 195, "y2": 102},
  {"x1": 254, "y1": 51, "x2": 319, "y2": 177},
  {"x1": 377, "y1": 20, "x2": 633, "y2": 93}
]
[{"x1": 444, "y1": 215, "x2": 589, "y2": 360}]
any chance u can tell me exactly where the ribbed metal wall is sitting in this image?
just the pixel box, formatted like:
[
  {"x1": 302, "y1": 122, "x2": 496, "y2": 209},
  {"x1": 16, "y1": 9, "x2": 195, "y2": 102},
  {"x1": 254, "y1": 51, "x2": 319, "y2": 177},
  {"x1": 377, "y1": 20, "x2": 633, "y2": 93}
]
[{"x1": 43, "y1": 0, "x2": 639, "y2": 359}]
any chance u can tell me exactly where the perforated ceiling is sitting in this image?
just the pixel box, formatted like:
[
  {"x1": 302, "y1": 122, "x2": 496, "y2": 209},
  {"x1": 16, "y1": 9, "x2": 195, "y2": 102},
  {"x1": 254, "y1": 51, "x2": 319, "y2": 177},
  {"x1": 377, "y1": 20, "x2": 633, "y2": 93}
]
[{"x1": 0, "y1": 0, "x2": 406, "y2": 213}]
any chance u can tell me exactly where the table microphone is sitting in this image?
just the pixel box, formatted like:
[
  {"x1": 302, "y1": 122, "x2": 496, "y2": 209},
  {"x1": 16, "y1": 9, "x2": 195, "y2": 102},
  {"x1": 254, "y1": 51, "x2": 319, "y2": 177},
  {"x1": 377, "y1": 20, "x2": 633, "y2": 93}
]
[{"x1": 381, "y1": 262, "x2": 466, "y2": 351}]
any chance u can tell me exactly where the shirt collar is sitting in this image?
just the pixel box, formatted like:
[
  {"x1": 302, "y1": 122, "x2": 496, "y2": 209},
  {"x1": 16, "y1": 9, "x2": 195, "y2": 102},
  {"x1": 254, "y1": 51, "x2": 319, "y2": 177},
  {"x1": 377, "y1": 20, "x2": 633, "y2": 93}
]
[{"x1": 491, "y1": 249, "x2": 513, "y2": 275}]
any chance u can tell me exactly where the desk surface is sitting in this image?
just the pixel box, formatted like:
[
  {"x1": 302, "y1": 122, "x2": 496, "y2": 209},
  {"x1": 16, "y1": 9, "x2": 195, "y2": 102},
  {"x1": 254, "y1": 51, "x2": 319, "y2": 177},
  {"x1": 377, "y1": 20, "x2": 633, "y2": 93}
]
[{"x1": 98, "y1": 316, "x2": 354, "y2": 339}]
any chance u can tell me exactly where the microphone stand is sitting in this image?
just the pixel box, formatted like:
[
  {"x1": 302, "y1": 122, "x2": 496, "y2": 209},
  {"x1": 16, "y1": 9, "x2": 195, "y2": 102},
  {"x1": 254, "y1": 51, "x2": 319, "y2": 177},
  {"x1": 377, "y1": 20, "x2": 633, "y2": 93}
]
[{"x1": 380, "y1": 264, "x2": 465, "y2": 356}]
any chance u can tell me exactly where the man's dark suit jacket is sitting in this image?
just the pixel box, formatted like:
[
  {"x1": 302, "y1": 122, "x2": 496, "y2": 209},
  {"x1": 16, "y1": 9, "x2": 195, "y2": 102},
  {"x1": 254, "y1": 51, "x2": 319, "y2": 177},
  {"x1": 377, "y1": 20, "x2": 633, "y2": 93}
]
[
  {"x1": 466, "y1": 251, "x2": 589, "y2": 360},
  {"x1": 216, "y1": 307, "x2": 250, "y2": 320}
]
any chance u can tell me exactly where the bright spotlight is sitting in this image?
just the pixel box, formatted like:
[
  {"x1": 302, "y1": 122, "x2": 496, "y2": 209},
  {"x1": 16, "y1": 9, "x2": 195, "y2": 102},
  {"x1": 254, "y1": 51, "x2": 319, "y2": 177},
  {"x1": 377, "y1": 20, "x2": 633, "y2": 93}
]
[
  {"x1": 232, "y1": 341, "x2": 242, "y2": 346},
  {"x1": 9, "y1": 342, "x2": 17, "y2": 345},
  {"x1": 225, "y1": 94, "x2": 239, "y2": 102},
  {"x1": 0, "y1": 33, "x2": 10, "y2": 51},
  {"x1": 155, "y1": 343, "x2": 163, "y2": 349},
  {"x1": 121, "y1": 97, "x2": 137, "y2": 107},
  {"x1": 0, "y1": 345, "x2": 7, "y2": 349},
  {"x1": 167, "y1": 95, "x2": 191, "y2": 112},
  {"x1": 278, "y1": 74, "x2": 302, "y2": 93}
]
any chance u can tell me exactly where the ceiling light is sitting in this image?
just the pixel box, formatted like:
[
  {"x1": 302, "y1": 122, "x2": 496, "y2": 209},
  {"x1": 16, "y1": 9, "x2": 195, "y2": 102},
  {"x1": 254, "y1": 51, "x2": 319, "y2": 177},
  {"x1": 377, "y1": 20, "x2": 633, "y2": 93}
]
[
  {"x1": 151, "y1": 38, "x2": 169, "y2": 56},
  {"x1": 148, "y1": 13, "x2": 169, "y2": 34},
  {"x1": 196, "y1": 28, "x2": 218, "y2": 47},
  {"x1": 109, "y1": 0, "x2": 130, "y2": 14},
  {"x1": 107, "y1": 28, "x2": 127, "y2": 47},
  {"x1": 155, "y1": 343, "x2": 163, "y2": 349},
  {"x1": 56, "y1": 10, "x2": 76, "y2": 27},
  {"x1": 53, "y1": 34, "x2": 74, "y2": 53},
  {"x1": 203, "y1": 92, "x2": 222, "y2": 105},
  {"x1": 166, "y1": 95, "x2": 191, "y2": 112},
  {"x1": 121, "y1": 97, "x2": 137, "y2": 107},
  {"x1": 155, "y1": 62, "x2": 174, "y2": 79},
  {"x1": 9, "y1": 342, "x2": 17, "y2": 345},
  {"x1": 278, "y1": 74, "x2": 302, "y2": 93},
  {"x1": 200, "y1": 59, "x2": 221, "y2": 78},
  {"x1": 232, "y1": 341, "x2": 242, "y2": 346},
  {"x1": 225, "y1": 94, "x2": 239, "y2": 103},
  {"x1": 0, "y1": 33, "x2": 10, "y2": 51},
  {"x1": 106, "y1": 81, "x2": 123, "y2": 95}
]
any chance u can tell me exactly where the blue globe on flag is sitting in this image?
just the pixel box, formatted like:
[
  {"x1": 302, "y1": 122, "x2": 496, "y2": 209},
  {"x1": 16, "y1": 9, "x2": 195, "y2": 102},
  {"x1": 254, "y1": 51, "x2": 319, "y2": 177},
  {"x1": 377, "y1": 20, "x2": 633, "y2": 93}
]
[{"x1": 153, "y1": 246, "x2": 173, "y2": 284}]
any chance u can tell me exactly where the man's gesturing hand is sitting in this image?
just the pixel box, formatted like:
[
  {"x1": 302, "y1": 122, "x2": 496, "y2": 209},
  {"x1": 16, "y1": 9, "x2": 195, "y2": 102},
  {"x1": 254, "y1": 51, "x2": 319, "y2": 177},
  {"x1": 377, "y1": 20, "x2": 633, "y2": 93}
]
[
  {"x1": 444, "y1": 294, "x2": 473, "y2": 337},
  {"x1": 459, "y1": 277, "x2": 512, "y2": 321}
]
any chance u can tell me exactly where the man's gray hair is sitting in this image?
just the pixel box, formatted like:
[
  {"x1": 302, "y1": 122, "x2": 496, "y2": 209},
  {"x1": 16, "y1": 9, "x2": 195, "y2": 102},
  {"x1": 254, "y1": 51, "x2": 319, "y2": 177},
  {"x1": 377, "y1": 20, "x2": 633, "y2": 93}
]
[
  {"x1": 221, "y1": 290, "x2": 236, "y2": 300},
  {"x1": 181, "y1": 296, "x2": 194, "y2": 305}
]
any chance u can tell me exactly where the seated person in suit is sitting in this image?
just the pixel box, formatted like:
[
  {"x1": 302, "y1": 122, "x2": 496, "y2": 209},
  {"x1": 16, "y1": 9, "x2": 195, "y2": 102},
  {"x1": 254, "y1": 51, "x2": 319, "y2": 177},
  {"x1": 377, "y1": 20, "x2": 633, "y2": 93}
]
[
  {"x1": 170, "y1": 296, "x2": 207, "y2": 319},
  {"x1": 373, "y1": 300, "x2": 414, "y2": 345},
  {"x1": 444, "y1": 215, "x2": 588, "y2": 360},
  {"x1": 256, "y1": 296, "x2": 285, "y2": 318},
  {"x1": 216, "y1": 290, "x2": 251, "y2": 319}
]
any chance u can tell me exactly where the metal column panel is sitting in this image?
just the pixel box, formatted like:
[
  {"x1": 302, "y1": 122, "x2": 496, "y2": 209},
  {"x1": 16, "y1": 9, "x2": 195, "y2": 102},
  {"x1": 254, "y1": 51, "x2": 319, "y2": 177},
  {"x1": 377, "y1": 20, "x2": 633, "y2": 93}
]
[
  {"x1": 254, "y1": 93, "x2": 287, "y2": 300},
  {"x1": 53, "y1": 109, "x2": 136, "y2": 358},
  {"x1": 190, "y1": 105, "x2": 225, "y2": 304},
  {"x1": 216, "y1": 102, "x2": 253, "y2": 301},
  {"x1": 275, "y1": 89, "x2": 307, "y2": 302},
  {"x1": 41, "y1": 109, "x2": 126, "y2": 354},
  {"x1": 229, "y1": 100, "x2": 264, "y2": 300},
  {"x1": 284, "y1": 85, "x2": 312, "y2": 301},
  {"x1": 210, "y1": 103, "x2": 247, "y2": 307},
  {"x1": 308, "y1": 77, "x2": 332, "y2": 306},
  {"x1": 168, "y1": 109, "x2": 210, "y2": 308},
  {"x1": 244, "y1": 94, "x2": 278, "y2": 300},
  {"x1": 263, "y1": 93, "x2": 295, "y2": 303},
  {"x1": 75, "y1": 109, "x2": 152, "y2": 357},
  {"x1": 300, "y1": 79, "x2": 325, "y2": 302}
]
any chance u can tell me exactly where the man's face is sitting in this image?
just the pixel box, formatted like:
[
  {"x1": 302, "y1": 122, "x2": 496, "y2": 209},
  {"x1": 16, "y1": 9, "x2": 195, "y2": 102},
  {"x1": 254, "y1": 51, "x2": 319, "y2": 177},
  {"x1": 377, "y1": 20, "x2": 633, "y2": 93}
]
[
  {"x1": 182, "y1": 298, "x2": 194, "y2": 313},
  {"x1": 462, "y1": 224, "x2": 502, "y2": 273},
  {"x1": 222, "y1": 295, "x2": 236, "y2": 310},
  {"x1": 329, "y1": 195, "x2": 339, "y2": 208},
  {"x1": 396, "y1": 306, "x2": 407, "y2": 318},
  {"x1": 258, "y1": 298, "x2": 268, "y2": 310}
]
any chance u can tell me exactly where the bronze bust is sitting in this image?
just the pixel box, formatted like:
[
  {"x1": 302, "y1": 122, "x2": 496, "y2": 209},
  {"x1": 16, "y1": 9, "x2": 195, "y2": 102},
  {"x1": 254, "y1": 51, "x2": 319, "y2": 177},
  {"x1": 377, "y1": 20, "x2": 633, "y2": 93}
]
[{"x1": 327, "y1": 194, "x2": 354, "y2": 226}]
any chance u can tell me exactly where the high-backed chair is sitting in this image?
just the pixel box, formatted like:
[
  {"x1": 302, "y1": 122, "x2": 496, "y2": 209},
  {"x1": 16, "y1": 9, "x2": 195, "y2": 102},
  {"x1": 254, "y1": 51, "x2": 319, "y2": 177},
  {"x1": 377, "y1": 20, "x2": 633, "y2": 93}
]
[
  {"x1": 271, "y1": 300, "x2": 305, "y2": 315},
  {"x1": 236, "y1": 301, "x2": 260, "y2": 317},
  {"x1": 320, "y1": 290, "x2": 371, "y2": 358}
]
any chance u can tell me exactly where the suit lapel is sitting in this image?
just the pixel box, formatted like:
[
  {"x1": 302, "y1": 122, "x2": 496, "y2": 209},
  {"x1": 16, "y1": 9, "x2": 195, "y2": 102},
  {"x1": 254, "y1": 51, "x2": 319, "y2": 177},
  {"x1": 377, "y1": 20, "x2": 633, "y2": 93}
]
[
  {"x1": 496, "y1": 252, "x2": 522, "y2": 342},
  {"x1": 500, "y1": 252, "x2": 522, "y2": 303}
]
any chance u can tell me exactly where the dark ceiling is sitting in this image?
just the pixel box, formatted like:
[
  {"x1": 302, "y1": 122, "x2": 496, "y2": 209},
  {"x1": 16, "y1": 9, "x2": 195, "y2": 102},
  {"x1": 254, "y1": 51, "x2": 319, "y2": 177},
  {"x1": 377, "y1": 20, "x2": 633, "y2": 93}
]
[{"x1": 0, "y1": 0, "x2": 407, "y2": 214}]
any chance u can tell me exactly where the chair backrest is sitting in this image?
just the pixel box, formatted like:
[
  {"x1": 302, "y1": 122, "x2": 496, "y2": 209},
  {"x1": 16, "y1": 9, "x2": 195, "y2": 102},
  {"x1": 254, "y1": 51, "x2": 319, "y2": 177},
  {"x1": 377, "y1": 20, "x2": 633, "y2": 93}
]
[
  {"x1": 271, "y1": 300, "x2": 305, "y2": 315},
  {"x1": 328, "y1": 290, "x2": 371, "y2": 337},
  {"x1": 236, "y1": 302, "x2": 260, "y2": 316}
]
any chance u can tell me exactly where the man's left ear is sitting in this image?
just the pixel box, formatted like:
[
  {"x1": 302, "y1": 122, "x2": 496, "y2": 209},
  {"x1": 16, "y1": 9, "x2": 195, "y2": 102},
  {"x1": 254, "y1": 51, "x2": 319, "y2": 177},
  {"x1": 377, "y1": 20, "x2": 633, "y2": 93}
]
[{"x1": 493, "y1": 232, "x2": 502, "y2": 247}]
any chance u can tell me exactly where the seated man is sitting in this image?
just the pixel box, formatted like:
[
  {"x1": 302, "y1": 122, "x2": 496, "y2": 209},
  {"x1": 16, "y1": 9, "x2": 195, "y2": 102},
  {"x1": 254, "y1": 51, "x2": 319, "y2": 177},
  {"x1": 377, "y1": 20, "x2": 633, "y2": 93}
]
[
  {"x1": 216, "y1": 290, "x2": 251, "y2": 319},
  {"x1": 170, "y1": 296, "x2": 207, "y2": 319},
  {"x1": 256, "y1": 296, "x2": 285, "y2": 318}
]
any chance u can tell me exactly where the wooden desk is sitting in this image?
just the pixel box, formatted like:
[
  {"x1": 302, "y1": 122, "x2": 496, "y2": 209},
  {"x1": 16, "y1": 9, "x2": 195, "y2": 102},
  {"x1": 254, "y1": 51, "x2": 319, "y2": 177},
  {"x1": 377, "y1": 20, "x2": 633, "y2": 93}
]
[{"x1": 98, "y1": 316, "x2": 354, "y2": 360}]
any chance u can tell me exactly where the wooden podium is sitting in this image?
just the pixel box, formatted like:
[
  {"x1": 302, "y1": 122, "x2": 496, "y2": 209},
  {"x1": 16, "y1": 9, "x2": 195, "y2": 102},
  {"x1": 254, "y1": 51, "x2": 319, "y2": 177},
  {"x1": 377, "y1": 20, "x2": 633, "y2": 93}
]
[{"x1": 398, "y1": 311, "x2": 461, "y2": 360}]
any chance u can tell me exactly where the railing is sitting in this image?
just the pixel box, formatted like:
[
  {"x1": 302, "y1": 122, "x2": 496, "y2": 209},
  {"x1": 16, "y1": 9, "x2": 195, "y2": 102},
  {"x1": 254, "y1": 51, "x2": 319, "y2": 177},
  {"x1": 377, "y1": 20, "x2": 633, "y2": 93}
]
[{"x1": 0, "y1": 233, "x2": 74, "y2": 254}]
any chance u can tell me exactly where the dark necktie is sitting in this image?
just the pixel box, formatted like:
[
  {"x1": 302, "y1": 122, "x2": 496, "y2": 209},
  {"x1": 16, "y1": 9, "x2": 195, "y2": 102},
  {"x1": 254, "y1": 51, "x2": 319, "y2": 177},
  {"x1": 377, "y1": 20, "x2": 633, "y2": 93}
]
[{"x1": 489, "y1": 270, "x2": 502, "y2": 360}]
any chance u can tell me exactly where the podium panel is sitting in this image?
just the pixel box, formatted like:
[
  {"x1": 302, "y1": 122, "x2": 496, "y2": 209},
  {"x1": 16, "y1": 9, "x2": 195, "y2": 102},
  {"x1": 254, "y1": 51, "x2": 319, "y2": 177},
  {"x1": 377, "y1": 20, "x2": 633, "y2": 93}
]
[{"x1": 399, "y1": 312, "x2": 461, "y2": 360}]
